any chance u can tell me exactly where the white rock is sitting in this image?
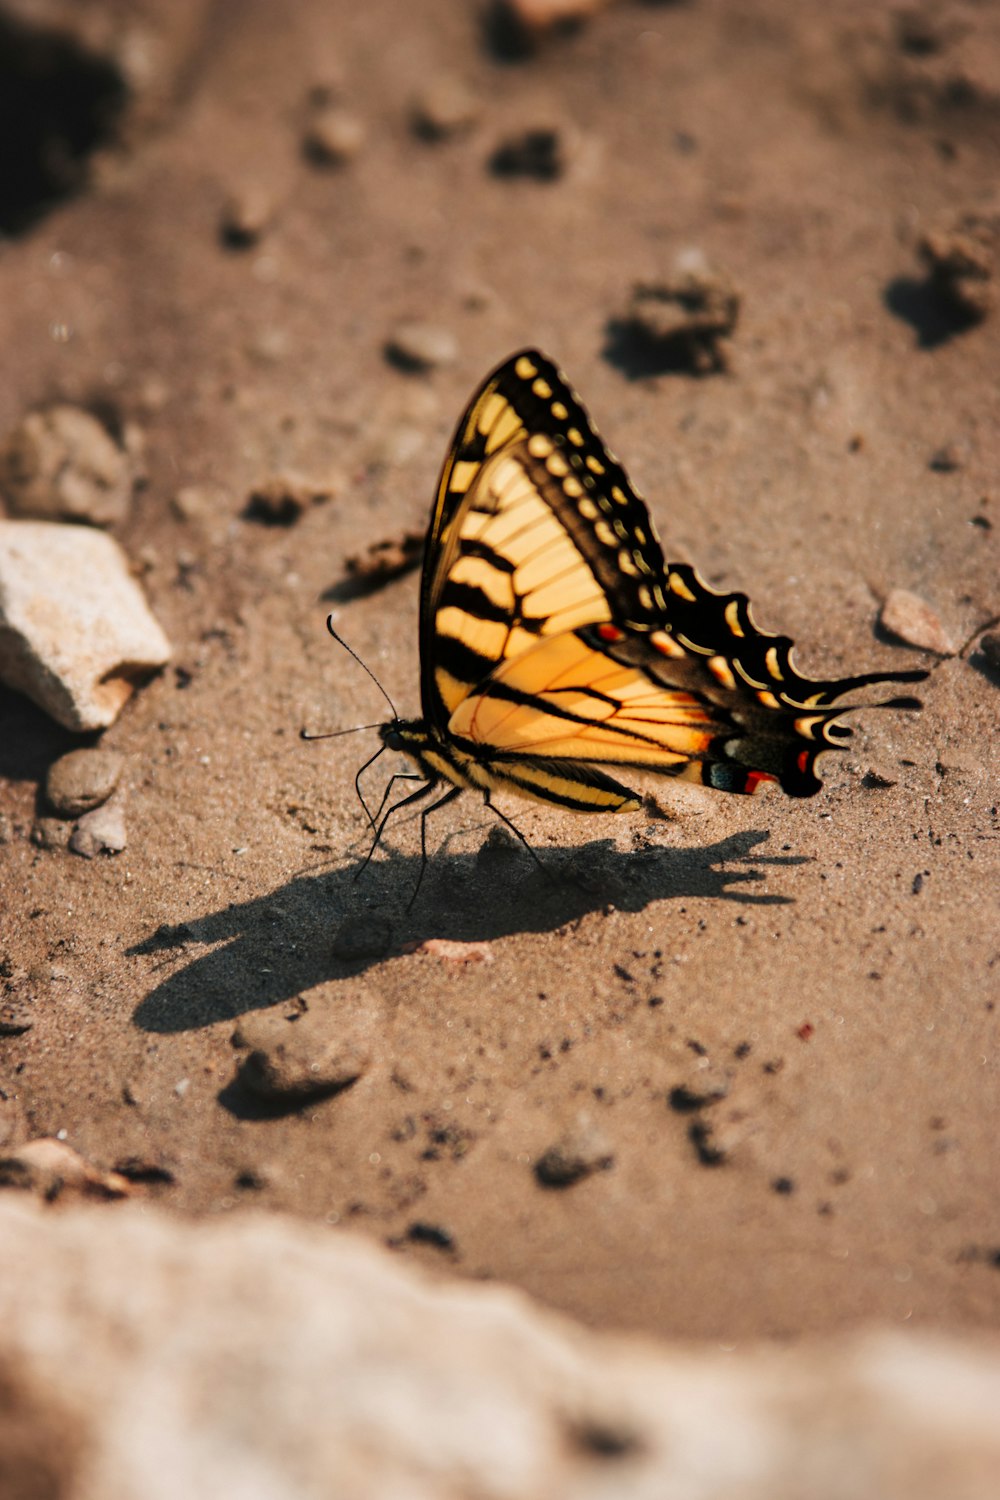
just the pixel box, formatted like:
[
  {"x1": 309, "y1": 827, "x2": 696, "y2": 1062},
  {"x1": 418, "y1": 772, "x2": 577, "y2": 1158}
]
[
  {"x1": 0, "y1": 1197, "x2": 998, "y2": 1500},
  {"x1": 0, "y1": 521, "x2": 171, "y2": 731}
]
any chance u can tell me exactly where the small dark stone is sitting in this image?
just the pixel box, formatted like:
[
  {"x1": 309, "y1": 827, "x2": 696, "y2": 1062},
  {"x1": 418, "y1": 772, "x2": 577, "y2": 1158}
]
[
  {"x1": 489, "y1": 127, "x2": 564, "y2": 182},
  {"x1": 112, "y1": 1158, "x2": 175, "y2": 1186},
  {"x1": 534, "y1": 1117, "x2": 613, "y2": 1188},
  {"x1": 46, "y1": 747, "x2": 124, "y2": 817},
  {"x1": 688, "y1": 1119, "x2": 726, "y2": 1166},
  {"x1": 405, "y1": 1221, "x2": 455, "y2": 1252},
  {"x1": 772, "y1": 1176, "x2": 796, "y2": 1195}
]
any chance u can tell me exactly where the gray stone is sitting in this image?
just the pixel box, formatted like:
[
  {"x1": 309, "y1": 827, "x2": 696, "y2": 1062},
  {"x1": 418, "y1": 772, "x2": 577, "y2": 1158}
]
[
  {"x1": 303, "y1": 107, "x2": 365, "y2": 165},
  {"x1": 0, "y1": 405, "x2": 133, "y2": 526},
  {"x1": 46, "y1": 748, "x2": 124, "y2": 817},
  {"x1": 386, "y1": 321, "x2": 458, "y2": 372},
  {"x1": 412, "y1": 76, "x2": 480, "y2": 140},
  {"x1": 233, "y1": 1009, "x2": 370, "y2": 1103},
  {"x1": 0, "y1": 521, "x2": 171, "y2": 730},
  {"x1": 69, "y1": 789, "x2": 128, "y2": 858}
]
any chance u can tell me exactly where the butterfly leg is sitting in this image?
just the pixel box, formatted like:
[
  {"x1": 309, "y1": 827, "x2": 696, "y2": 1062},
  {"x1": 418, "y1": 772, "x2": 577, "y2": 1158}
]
[
  {"x1": 482, "y1": 792, "x2": 549, "y2": 876},
  {"x1": 367, "y1": 771, "x2": 426, "y2": 832},
  {"x1": 407, "y1": 783, "x2": 465, "y2": 911},
  {"x1": 356, "y1": 777, "x2": 436, "y2": 880}
]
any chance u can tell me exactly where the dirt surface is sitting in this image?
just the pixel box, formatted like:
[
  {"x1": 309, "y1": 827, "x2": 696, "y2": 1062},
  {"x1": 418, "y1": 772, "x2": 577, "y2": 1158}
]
[{"x1": 1, "y1": 0, "x2": 998, "y2": 1345}]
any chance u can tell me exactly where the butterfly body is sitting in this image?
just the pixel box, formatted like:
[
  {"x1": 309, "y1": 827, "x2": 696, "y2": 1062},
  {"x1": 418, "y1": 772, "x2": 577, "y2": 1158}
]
[{"x1": 362, "y1": 349, "x2": 924, "y2": 854}]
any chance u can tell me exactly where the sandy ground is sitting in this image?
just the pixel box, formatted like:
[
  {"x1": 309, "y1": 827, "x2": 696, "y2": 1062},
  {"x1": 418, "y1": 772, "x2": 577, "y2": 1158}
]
[{"x1": 1, "y1": 0, "x2": 998, "y2": 1344}]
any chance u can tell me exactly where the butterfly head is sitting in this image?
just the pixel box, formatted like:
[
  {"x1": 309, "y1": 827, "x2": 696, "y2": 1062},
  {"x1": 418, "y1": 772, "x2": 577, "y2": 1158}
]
[{"x1": 379, "y1": 718, "x2": 429, "y2": 756}]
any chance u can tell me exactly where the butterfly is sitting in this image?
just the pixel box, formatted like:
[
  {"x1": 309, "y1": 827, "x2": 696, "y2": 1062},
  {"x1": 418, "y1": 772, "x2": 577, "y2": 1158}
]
[{"x1": 351, "y1": 349, "x2": 925, "y2": 869}]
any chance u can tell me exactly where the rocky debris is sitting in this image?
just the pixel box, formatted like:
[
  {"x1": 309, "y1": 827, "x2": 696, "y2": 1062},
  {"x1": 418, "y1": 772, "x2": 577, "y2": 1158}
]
[
  {"x1": 919, "y1": 205, "x2": 999, "y2": 324},
  {"x1": 534, "y1": 1115, "x2": 614, "y2": 1188},
  {"x1": 667, "y1": 1060, "x2": 731, "y2": 1113},
  {"x1": 928, "y1": 440, "x2": 967, "y2": 473},
  {"x1": 0, "y1": 405, "x2": 136, "y2": 526},
  {"x1": 488, "y1": 124, "x2": 570, "y2": 181},
  {"x1": 219, "y1": 182, "x2": 275, "y2": 247},
  {"x1": 243, "y1": 470, "x2": 340, "y2": 526},
  {"x1": 410, "y1": 938, "x2": 495, "y2": 965},
  {"x1": 688, "y1": 1118, "x2": 729, "y2": 1166},
  {"x1": 0, "y1": 521, "x2": 170, "y2": 730},
  {"x1": 0, "y1": 981, "x2": 35, "y2": 1035},
  {"x1": 46, "y1": 748, "x2": 124, "y2": 817},
  {"x1": 303, "y1": 106, "x2": 365, "y2": 165},
  {"x1": 385, "y1": 321, "x2": 458, "y2": 372},
  {"x1": 69, "y1": 787, "x2": 128, "y2": 858},
  {"x1": 0, "y1": 1140, "x2": 134, "y2": 1201},
  {"x1": 617, "y1": 257, "x2": 741, "y2": 374},
  {"x1": 880, "y1": 588, "x2": 956, "y2": 655},
  {"x1": 231, "y1": 1009, "x2": 371, "y2": 1104},
  {"x1": 411, "y1": 76, "x2": 481, "y2": 141},
  {"x1": 4, "y1": 1198, "x2": 997, "y2": 1499},
  {"x1": 404, "y1": 1221, "x2": 456, "y2": 1252},
  {"x1": 30, "y1": 815, "x2": 73, "y2": 851},
  {"x1": 979, "y1": 631, "x2": 1000, "y2": 669},
  {"x1": 344, "y1": 528, "x2": 424, "y2": 592}
]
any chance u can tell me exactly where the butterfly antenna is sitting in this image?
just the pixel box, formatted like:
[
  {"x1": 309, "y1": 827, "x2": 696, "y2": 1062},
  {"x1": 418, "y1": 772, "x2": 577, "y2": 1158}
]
[
  {"x1": 326, "y1": 617, "x2": 399, "y2": 721},
  {"x1": 300, "y1": 722, "x2": 384, "y2": 741}
]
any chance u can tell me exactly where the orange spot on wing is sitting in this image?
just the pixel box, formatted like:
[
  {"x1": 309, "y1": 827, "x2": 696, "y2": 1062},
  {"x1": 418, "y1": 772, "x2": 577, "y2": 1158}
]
[
  {"x1": 597, "y1": 623, "x2": 624, "y2": 642},
  {"x1": 745, "y1": 770, "x2": 777, "y2": 794},
  {"x1": 797, "y1": 750, "x2": 812, "y2": 775}
]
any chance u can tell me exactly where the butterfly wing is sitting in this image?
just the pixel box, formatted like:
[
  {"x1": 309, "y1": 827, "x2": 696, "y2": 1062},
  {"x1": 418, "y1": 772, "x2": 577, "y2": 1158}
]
[
  {"x1": 420, "y1": 350, "x2": 669, "y2": 732},
  {"x1": 421, "y1": 350, "x2": 925, "y2": 800}
]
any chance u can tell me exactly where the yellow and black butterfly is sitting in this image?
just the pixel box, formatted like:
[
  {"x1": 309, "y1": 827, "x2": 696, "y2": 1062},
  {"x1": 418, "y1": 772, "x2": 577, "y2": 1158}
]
[{"x1": 346, "y1": 349, "x2": 924, "y2": 867}]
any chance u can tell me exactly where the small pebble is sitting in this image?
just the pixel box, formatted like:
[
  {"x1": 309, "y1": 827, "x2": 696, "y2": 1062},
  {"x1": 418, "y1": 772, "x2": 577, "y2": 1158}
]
[
  {"x1": 880, "y1": 588, "x2": 956, "y2": 655},
  {"x1": 534, "y1": 1115, "x2": 613, "y2": 1188},
  {"x1": 0, "y1": 995, "x2": 34, "y2": 1035},
  {"x1": 243, "y1": 471, "x2": 339, "y2": 526},
  {"x1": 619, "y1": 260, "x2": 740, "y2": 375},
  {"x1": 489, "y1": 126, "x2": 567, "y2": 181},
  {"x1": 31, "y1": 816, "x2": 72, "y2": 851},
  {"x1": 667, "y1": 1062, "x2": 731, "y2": 1113},
  {"x1": 171, "y1": 484, "x2": 231, "y2": 523},
  {"x1": 385, "y1": 321, "x2": 458, "y2": 372},
  {"x1": 233, "y1": 1011, "x2": 370, "y2": 1103},
  {"x1": 331, "y1": 915, "x2": 393, "y2": 960},
  {"x1": 69, "y1": 788, "x2": 127, "y2": 858},
  {"x1": 928, "y1": 441, "x2": 965, "y2": 473},
  {"x1": 220, "y1": 183, "x2": 275, "y2": 248},
  {"x1": 0, "y1": 812, "x2": 12, "y2": 844},
  {"x1": 303, "y1": 107, "x2": 365, "y2": 166},
  {"x1": 0, "y1": 406, "x2": 133, "y2": 526},
  {"x1": 405, "y1": 1221, "x2": 455, "y2": 1252},
  {"x1": 919, "y1": 208, "x2": 998, "y2": 323},
  {"x1": 411, "y1": 76, "x2": 480, "y2": 140},
  {"x1": 980, "y1": 631, "x2": 1000, "y2": 667},
  {"x1": 46, "y1": 748, "x2": 124, "y2": 817}
]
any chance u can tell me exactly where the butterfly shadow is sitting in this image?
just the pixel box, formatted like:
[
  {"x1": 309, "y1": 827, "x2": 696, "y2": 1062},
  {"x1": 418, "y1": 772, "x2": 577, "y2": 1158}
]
[{"x1": 128, "y1": 830, "x2": 807, "y2": 1037}]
